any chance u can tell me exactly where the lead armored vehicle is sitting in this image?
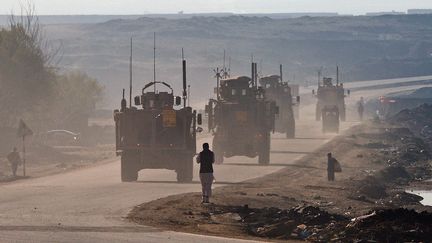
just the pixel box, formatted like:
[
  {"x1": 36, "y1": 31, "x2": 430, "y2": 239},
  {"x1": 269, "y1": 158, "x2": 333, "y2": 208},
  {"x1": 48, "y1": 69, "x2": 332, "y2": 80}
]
[
  {"x1": 114, "y1": 58, "x2": 201, "y2": 182},
  {"x1": 260, "y1": 66, "x2": 299, "y2": 138},
  {"x1": 206, "y1": 63, "x2": 278, "y2": 165}
]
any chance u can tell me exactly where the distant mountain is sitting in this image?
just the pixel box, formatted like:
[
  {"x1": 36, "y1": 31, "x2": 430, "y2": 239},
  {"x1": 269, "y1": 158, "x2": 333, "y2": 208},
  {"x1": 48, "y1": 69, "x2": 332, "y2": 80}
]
[{"x1": 38, "y1": 14, "x2": 432, "y2": 107}]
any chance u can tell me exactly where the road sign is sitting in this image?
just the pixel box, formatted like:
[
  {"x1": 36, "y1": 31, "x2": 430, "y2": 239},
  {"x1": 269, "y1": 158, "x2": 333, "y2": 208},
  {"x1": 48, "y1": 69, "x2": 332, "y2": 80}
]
[
  {"x1": 17, "y1": 119, "x2": 33, "y2": 177},
  {"x1": 17, "y1": 119, "x2": 33, "y2": 138}
]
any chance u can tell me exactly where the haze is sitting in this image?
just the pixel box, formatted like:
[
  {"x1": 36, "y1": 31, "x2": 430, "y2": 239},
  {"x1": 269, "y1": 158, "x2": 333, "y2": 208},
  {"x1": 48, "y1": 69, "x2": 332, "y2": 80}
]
[{"x1": 2, "y1": 0, "x2": 432, "y2": 15}]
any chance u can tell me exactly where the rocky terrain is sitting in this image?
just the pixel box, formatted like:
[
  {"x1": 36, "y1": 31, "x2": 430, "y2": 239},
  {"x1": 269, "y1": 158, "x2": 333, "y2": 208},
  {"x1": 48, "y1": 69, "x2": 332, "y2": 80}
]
[
  {"x1": 128, "y1": 104, "x2": 432, "y2": 242},
  {"x1": 40, "y1": 14, "x2": 432, "y2": 106}
]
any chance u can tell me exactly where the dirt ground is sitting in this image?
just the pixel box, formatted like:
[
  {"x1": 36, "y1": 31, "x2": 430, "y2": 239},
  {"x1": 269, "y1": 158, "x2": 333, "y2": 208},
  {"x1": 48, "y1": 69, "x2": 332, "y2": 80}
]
[
  {"x1": 0, "y1": 118, "x2": 117, "y2": 183},
  {"x1": 128, "y1": 121, "x2": 432, "y2": 242},
  {"x1": 0, "y1": 143, "x2": 116, "y2": 183}
]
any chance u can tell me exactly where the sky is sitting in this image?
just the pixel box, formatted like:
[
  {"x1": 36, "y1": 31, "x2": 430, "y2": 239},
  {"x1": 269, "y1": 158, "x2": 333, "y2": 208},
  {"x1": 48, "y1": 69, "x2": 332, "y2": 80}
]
[{"x1": 1, "y1": 0, "x2": 432, "y2": 15}]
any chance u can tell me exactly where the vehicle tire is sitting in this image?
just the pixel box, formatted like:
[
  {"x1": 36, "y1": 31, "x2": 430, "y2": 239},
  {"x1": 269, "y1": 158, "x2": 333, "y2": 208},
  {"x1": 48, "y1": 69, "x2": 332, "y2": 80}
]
[
  {"x1": 121, "y1": 152, "x2": 138, "y2": 182},
  {"x1": 339, "y1": 104, "x2": 346, "y2": 122},
  {"x1": 177, "y1": 155, "x2": 193, "y2": 183},
  {"x1": 213, "y1": 137, "x2": 224, "y2": 164},
  {"x1": 315, "y1": 104, "x2": 321, "y2": 121},
  {"x1": 286, "y1": 111, "x2": 296, "y2": 139},
  {"x1": 258, "y1": 132, "x2": 270, "y2": 165}
]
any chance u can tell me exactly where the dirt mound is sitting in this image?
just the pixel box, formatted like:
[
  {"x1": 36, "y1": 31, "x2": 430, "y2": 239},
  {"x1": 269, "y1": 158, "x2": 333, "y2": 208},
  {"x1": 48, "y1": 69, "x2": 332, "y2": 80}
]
[
  {"x1": 310, "y1": 209, "x2": 432, "y2": 242},
  {"x1": 356, "y1": 176, "x2": 388, "y2": 199},
  {"x1": 242, "y1": 206, "x2": 346, "y2": 240},
  {"x1": 376, "y1": 166, "x2": 411, "y2": 182},
  {"x1": 391, "y1": 104, "x2": 432, "y2": 147}
]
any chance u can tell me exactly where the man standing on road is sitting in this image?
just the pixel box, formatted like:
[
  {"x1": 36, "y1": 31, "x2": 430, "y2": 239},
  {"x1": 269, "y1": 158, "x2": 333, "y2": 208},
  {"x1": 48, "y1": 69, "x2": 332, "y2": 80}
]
[
  {"x1": 327, "y1": 153, "x2": 339, "y2": 181},
  {"x1": 7, "y1": 147, "x2": 21, "y2": 177},
  {"x1": 196, "y1": 143, "x2": 215, "y2": 204}
]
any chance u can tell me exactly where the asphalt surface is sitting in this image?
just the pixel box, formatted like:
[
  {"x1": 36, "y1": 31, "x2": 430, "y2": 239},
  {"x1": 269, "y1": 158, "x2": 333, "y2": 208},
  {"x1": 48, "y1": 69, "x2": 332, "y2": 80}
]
[{"x1": 0, "y1": 82, "x2": 428, "y2": 243}]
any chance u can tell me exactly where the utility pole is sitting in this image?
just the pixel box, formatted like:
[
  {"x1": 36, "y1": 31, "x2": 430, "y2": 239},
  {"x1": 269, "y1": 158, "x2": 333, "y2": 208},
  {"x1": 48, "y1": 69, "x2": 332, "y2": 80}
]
[
  {"x1": 153, "y1": 32, "x2": 156, "y2": 93},
  {"x1": 129, "y1": 37, "x2": 133, "y2": 108}
]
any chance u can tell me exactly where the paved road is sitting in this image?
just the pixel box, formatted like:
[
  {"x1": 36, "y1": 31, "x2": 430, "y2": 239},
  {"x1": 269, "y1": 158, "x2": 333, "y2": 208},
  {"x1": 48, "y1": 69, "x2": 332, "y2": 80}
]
[{"x1": 0, "y1": 83, "x2": 427, "y2": 242}]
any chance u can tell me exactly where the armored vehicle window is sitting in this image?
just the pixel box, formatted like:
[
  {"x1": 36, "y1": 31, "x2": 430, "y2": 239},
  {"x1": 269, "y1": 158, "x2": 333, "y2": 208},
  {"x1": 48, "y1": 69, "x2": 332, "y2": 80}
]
[
  {"x1": 232, "y1": 89, "x2": 237, "y2": 95},
  {"x1": 242, "y1": 89, "x2": 247, "y2": 95}
]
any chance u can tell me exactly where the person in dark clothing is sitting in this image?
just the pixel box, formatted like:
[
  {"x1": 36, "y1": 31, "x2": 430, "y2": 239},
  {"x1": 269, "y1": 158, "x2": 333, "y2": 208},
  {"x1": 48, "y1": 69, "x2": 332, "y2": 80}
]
[
  {"x1": 7, "y1": 147, "x2": 21, "y2": 177},
  {"x1": 327, "y1": 153, "x2": 338, "y2": 181},
  {"x1": 358, "y1": 97, "x2": 365, "y2": 121},
  {"x1": 196, "y1": 143, "x2": 215, "y2": 203}
]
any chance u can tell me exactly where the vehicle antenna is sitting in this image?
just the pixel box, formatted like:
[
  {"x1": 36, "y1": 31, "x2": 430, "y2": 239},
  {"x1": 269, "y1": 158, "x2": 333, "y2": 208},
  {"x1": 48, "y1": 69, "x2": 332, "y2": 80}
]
[
  {"x1": 214, "y1": 67, "x2": 221, "y2": 100},
  {"x1": 129, "y1": 37, "x2": 133, "y2": 108},
  {"x1": 228, "y1": 56, "x2": 231, "y2": 77},
  {"x1": 223, "y1": 49, "x2": 226, "y2": 72},
  {"x1": 280, "y1": 64, "x2": 283, "y2": 83},
  {"x1": 153, "y1": 32, "x2": 157, "y2": 93},
  {"x1": 187, "y1": 85, "x2": 191, "y2": 107},
  {"x1": 182, "y1": 48, "x2": 187, "y2": 108},
  {"x1": 336, "y1": 65, "x2": 339, "y2": 86}
]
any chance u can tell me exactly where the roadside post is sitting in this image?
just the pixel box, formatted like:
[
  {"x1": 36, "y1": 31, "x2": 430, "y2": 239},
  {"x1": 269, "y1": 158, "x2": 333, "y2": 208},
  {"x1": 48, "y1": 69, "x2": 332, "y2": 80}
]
[{"x1": 17, "y1": 119, "x2": 33, "y2": 177}]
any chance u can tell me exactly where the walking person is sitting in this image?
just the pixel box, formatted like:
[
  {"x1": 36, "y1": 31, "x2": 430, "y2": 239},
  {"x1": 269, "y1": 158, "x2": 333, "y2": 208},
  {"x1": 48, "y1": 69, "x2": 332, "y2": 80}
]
[
  {"x1": 357, "y1": 97, "x2": 365, "y2": 121},
  {"x1": 327, "y1": 153, "x2": 340, "y2": 181},
  {"x1": 7, "y1": 147, "x2": 22, "y2": 177},
  {"x1": 196, "y1": 143, "x2": 215, "y2": 203}
]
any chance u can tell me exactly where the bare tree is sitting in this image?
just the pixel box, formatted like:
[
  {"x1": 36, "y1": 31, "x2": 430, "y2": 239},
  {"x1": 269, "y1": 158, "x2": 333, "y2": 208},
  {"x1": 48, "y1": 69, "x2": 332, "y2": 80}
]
[{"x1": 8, "y1": 1, "x2": 62, "y2": 67}]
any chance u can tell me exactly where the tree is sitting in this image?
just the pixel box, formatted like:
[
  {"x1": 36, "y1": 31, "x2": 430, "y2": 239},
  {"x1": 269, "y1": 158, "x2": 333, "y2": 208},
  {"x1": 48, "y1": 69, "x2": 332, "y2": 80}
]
[{"x1": 0, "y1": 4, "x2": 103, "y2": 133}]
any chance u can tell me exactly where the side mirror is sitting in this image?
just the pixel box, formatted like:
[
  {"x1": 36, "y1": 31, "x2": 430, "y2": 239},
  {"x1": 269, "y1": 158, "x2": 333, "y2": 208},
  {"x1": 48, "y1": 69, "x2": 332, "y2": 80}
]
[
  {"x1": 196, "y1": 127, "x2": 203, "y2": 133},
  {"x1": 175, "y1": 96, "x2": 182, "y2": 106},
  {"x1": 296, "y1": 96, "x2": 301, "y2": 103},
  {"x1": 205, "y1": 105, "x2": 210, "y2": 114},
  {"x1": 197, "y1": 113, "x2": 202, "y2": 125},
  {"x1": 134, "y1": 96, "x2": 141, "y2": 106}
]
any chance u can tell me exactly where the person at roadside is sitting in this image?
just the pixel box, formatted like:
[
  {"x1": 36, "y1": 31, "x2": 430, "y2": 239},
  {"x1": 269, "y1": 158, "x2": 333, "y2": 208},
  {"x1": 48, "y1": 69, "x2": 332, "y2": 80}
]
[
  {"x1": 357, "y1": 97, "x2": 365, "y2": 121},
  {"x1": 7, "y1": 147, "x2": 21, "y2": 177},
  {"x1": 327, "y1": 153, "x2": 339, "y2": 181},
  {"x1": 196, "y1": 143, "x2": 215, "y2": 203}
]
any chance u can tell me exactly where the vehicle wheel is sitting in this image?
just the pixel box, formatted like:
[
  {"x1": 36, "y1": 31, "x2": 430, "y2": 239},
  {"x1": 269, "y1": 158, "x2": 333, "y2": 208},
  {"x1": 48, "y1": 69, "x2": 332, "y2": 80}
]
[
  {"x1": 286, "y1": 111, "x2": 296, "y2": 139},
  {"x1": 177, "y1": 155, "x2": 193, "y2": 183},
  {"x1": 315, "y1": 104, "x2": 321, "y2": 121},
  {"x1": 339, "y1": 104, "x2": 346, "y2": 121},
  {"x1": 121, "y1": 152, "x2": 138, "y2": 182},
  {"x1": 258, "y1": 132, "x2": 270, "y2": 165},
  {"x1": 213, "y1": 137, "x2": 224, "y2": 164}
]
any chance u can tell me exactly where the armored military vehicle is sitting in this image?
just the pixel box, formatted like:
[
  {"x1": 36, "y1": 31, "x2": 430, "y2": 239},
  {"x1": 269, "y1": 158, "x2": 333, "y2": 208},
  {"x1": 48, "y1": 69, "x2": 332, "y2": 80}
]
[
  {"x1": 114, "y1": 56, "x2": 201, "y2": 182},
  {"x1": 206, "y1": 63, "x2": 278, "y2": 165},
  {"x1": 259, "y1": 65, "x2": 299, "y2": 138},
  {"x1": 315, "y1": 71, "x2": 346, "y2": 133}
]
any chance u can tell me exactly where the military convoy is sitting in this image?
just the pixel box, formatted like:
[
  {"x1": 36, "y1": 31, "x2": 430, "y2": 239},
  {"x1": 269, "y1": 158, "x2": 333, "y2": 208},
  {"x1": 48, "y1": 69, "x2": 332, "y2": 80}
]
[
  {"x1": 314, "y1": 68, "x2": 347, "y2": 133},
  {"x1": 114, "y1": 54, "x2": 201, "y2": 182},
  {"x1": 205, "y1": 63, "x2": 278, "y2": 165},
  {"x1": 259, "y1": 65, "x2": 300, "y2": 138}
]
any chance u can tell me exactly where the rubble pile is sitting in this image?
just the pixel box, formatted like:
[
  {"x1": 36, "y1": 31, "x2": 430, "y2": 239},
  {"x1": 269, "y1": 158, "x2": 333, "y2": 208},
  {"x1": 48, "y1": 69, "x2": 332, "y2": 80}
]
[
  {"x1": 391, "y1": 104, "x2": 432, "y2": 146},
  {"x1": 310, "y1": 208, "x2": 432, "y2": 242},
  {"x1": 239, "y1": 206, "x2": 347, "y2": 240}
]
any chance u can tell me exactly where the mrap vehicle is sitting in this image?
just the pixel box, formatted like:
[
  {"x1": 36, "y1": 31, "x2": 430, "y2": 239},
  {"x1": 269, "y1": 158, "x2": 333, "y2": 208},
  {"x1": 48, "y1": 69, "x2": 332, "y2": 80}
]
[
  {"x1": 206, "y1": 63, "x2": 278, "y2": 165},
  {"x1": 314, "y1": 70, "x2": 346, "y2": 133},
  {"x1": 259, "y1": 65, "x2": 299, "y2": 138},
  {"x1": 114, "y1": 57, "x2": 201, "y2": 182}
]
